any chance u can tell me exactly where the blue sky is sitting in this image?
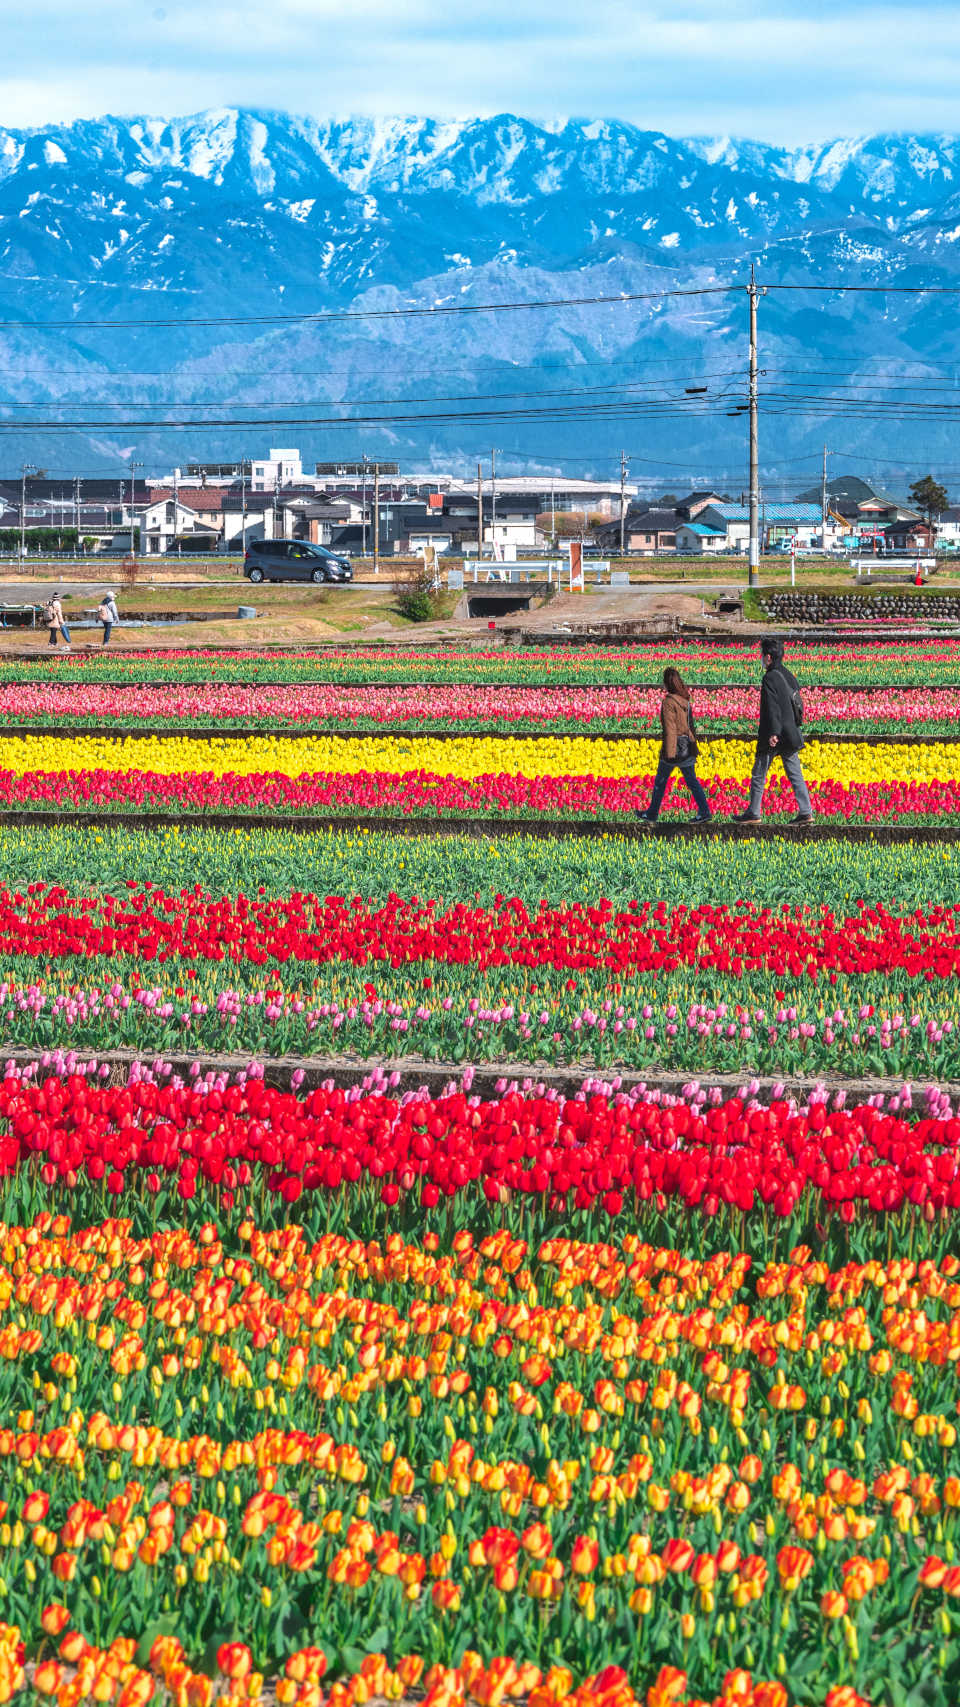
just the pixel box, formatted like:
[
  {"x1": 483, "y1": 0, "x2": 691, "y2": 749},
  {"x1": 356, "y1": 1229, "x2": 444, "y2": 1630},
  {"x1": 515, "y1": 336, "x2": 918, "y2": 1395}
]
[{"x1": 3, "y1": 0, "x2": 960, "y2": 141}]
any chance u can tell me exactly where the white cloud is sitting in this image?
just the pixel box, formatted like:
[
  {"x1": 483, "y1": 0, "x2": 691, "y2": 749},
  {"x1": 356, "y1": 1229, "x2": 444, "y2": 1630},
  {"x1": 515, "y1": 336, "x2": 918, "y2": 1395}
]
[{"x1": 0, "y1": 2, "x2": 959, "y2": 141}]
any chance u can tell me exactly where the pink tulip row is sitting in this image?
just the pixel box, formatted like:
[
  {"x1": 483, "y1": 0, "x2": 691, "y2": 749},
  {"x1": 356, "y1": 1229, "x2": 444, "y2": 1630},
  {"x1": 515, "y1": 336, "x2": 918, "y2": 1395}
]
[
  {"x1": 0, "y1": 976, "x2": 955, "y2": 1076},
  {"x1": 0, "y1": 681, "x2": 957, "y2": 727}
]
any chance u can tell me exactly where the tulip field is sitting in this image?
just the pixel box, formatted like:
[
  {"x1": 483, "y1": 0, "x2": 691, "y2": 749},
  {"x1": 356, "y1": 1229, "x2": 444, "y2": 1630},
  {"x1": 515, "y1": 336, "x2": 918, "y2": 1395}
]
[
  {"x1": 0, "y1": 643, "x2": 957, "y2": 1707},
  {"x1": 6, "y1": 639, "x2": 960, "y2": 686}
]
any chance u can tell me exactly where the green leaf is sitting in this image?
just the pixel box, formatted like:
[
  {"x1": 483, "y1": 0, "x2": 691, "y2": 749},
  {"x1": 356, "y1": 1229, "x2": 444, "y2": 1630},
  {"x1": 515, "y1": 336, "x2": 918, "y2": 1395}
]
[{"x1": 272, "y1": 1603, "x2": 307, "y2": 1662}]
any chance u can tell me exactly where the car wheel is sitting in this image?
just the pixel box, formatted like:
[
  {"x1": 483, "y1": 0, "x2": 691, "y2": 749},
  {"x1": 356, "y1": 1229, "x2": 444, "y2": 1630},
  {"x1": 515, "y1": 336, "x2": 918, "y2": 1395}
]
[
  {"x1": 311, "y1": 568, "x2": 327, "y2": 584},
  {"x1": 247, "y1": 567, "x2": 264, "y2": 584}
]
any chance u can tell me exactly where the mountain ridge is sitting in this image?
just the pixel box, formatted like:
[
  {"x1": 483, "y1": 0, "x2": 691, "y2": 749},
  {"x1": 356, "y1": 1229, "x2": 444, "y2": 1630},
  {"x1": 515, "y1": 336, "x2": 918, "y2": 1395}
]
[{"x1": 0, "y1": 108, "x2": 958, "y2": 485}]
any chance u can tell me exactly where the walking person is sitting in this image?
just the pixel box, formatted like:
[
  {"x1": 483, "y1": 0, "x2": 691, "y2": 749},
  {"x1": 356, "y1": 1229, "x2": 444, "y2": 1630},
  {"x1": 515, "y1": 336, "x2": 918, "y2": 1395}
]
[
  {"x1": 638, "y1": 666, "x2": 713, "y2": 824},
  {"x1": 98, "y1": 588, "x2": 119, "y2": 646},
  {"x1": 733, "y1": 637, "x2": 813, "y2": 825},
  {"x1": 44, "y1": 592, "x2": 71, "y2": 650}
]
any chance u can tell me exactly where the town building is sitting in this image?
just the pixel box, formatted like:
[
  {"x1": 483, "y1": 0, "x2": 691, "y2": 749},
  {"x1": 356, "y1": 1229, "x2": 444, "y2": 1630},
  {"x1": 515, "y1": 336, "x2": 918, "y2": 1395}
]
[
  {"x1": 695, "y1": 501, "x2": 826, "y2": 551},
  {"x1": 594, "y1": 505, "x2": 679, "y2": 553},
  {"x1": 674, "y1": 520, "x2": 727, "y2": 554},
  {"x1": 883, "y1": 517, "x2": 937, "y2": 553},
  {"x1": 936, "y1": 506, "x2": 960, "y2": 550},
  {"x1": 249, "y1": 448, "x2": 307, "y2": 491}
]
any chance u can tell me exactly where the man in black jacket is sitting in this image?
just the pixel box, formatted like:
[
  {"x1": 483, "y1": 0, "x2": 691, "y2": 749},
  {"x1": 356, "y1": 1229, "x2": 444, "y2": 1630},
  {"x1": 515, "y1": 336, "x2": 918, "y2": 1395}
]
[{"x1": 732, "y1": 637, "x2": 813, "y2": 825}]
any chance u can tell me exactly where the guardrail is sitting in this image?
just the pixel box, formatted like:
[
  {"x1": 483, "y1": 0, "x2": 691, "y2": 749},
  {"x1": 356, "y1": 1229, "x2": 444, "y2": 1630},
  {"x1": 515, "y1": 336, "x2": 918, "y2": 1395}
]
[{"x1": 449, "y1": 560, "x2": 612, "y2": 591}]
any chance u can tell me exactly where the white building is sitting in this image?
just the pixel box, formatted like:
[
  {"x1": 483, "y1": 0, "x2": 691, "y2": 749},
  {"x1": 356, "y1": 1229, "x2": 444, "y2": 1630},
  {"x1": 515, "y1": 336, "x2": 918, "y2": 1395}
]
[
  {"x1": 250, "y1": 448, "x2": 305, "y2": 491},
  {"x1": 140, "y1": 494, "x2": 222, "y2": 554},
  {"x1": 445, "y1": 476, "x2": 636, "y2": 516},
  {"x1": 937, "y1": 507, "x2": 960, "y2": 551}
]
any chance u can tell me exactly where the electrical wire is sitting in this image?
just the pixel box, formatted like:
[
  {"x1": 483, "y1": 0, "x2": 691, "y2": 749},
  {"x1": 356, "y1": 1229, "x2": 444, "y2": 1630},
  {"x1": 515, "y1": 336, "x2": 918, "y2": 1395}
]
[{"x1": 0, "y1": 283, "x2": 734, "y2": 331}]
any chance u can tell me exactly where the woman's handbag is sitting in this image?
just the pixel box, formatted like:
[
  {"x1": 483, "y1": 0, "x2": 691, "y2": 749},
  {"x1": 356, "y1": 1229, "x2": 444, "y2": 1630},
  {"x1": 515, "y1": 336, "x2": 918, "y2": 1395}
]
[{"x1": 675, "y1": 704, "x2": 699, "y2": 762}]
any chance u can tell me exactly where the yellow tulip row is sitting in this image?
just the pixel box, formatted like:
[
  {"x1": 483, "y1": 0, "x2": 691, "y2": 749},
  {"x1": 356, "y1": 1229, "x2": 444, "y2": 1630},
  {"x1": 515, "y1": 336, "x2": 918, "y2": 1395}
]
[{"x1": 0, "y1": 734, "x2": 952, "y2": 786}]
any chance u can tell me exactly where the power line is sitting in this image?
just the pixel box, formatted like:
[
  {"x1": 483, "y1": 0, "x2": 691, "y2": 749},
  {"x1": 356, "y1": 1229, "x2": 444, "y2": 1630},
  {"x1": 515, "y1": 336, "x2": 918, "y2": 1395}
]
[
  {"x1": 2, "y1": 275, "x2": 960, "y2": 336},
  {"x1": 0, "y1": 375, "x2": 748, "y2": 411},
  {"x1": 0, "y1": 283, "x2": 734, "y2": 331}
]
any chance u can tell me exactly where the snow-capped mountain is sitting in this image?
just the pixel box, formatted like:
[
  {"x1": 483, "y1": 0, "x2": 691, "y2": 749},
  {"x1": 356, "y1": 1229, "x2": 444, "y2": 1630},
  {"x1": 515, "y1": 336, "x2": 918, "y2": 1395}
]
[{"x1": 1, "y1": 108, "x2": 959, "y2": 481}]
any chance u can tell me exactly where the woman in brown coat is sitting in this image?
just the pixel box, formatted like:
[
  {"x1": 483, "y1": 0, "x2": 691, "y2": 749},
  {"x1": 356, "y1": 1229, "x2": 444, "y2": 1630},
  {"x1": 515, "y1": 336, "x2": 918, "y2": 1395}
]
[{"x1": 638, "y1": 666, "x2": 712, "y2": 823}]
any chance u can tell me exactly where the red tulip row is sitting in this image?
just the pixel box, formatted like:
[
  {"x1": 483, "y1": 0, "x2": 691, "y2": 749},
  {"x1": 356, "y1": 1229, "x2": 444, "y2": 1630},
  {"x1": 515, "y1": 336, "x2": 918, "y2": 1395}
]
[
  {"x1": 0, "y1": 767, "x2": 956, "y2": 820},
  {"x1": 1, "y1": 1069, "x2": 958, "y2": 1219},
  {"x1": 5, "y1": 885, "x2": 960, "y2": 979}
]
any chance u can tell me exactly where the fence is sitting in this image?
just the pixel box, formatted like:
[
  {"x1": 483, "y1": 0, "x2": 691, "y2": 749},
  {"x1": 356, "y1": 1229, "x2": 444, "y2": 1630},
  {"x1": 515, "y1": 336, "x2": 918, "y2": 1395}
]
[{"x1": 449, "y1": 560, "x2": 612, "y2": 591}]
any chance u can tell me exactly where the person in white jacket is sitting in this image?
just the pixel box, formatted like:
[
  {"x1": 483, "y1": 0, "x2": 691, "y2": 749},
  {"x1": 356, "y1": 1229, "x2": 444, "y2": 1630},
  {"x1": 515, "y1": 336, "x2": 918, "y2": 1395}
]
[{"x1": 98, "y1": 590, "x2": 119, "y2": 646}]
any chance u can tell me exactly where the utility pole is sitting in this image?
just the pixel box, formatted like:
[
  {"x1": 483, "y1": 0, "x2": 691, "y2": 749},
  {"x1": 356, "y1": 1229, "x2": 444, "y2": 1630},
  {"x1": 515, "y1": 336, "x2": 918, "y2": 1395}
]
[
  {"x1": 821, "y1": 444, "x2": 829, "y2": 541},
  {"x1": 273, "y1": 463, "x2": 281, "y2": 539},
  {"x1": 74, "y1": 475, "x2": 80, "y2": 547},
  {"x1": 239, "y1": 457, "x2": 247, "y2": 560},
  {"x1": 747, "y1": 266, "x2": 760, "y2": 590},
  {"x1": 373, "y1": 463, "x2": 380, "y2": 575},
  {"x1": 172, "y1": 464, "x2": 180, "y2": 557},
  {"x1": 550, "y1": 476, "x2": 555, "y2": 545},
  {"x1": 362, "y1": 454, "x2": 368, "y2": 557},
  {"x1": 19, "y1": 465, "x2": 33, "y2": 560},
  {"x1": 491, "y1": 447, "x2": 497, "y2": 555},
  {"x1": 619, "y1": 449, "x2": 630, "y2": 555},
  {"x1": 129, "y1": 459, "x2": 142, "y2": 555},
  {"x1": 477, "y1": 462, "x2": 484, "y2": 563}
]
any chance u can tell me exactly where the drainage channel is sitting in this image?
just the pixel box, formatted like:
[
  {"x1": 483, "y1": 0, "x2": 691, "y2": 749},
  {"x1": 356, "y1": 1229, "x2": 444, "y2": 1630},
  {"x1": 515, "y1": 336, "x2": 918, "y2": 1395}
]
[
  {"x1": 6, "y1": 1043, "x2": 952, "y2": 1108},
  {"x1": 0, "y1": 810, "x2": 956, "y2": 843}
]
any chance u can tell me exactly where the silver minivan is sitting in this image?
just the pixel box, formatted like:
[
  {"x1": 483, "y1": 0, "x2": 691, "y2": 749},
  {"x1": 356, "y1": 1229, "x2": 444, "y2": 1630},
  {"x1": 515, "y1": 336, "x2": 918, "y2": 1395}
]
[{"x1": 243, "y1": 541, "x2": 353, "y2": 584}]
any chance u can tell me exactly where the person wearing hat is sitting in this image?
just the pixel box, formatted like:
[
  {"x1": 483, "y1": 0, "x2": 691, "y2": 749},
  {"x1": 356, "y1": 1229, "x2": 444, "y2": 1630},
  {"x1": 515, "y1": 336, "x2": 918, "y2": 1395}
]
[
  {"x1": 98, "y1": 589, "x2": 119, "y2": 646},
  {"x1": 732, "y1": 637, "x2": 812, "y2": 826},
  {"x1": 44, "y1": 592, "x2": 70, "y2": 650}
]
